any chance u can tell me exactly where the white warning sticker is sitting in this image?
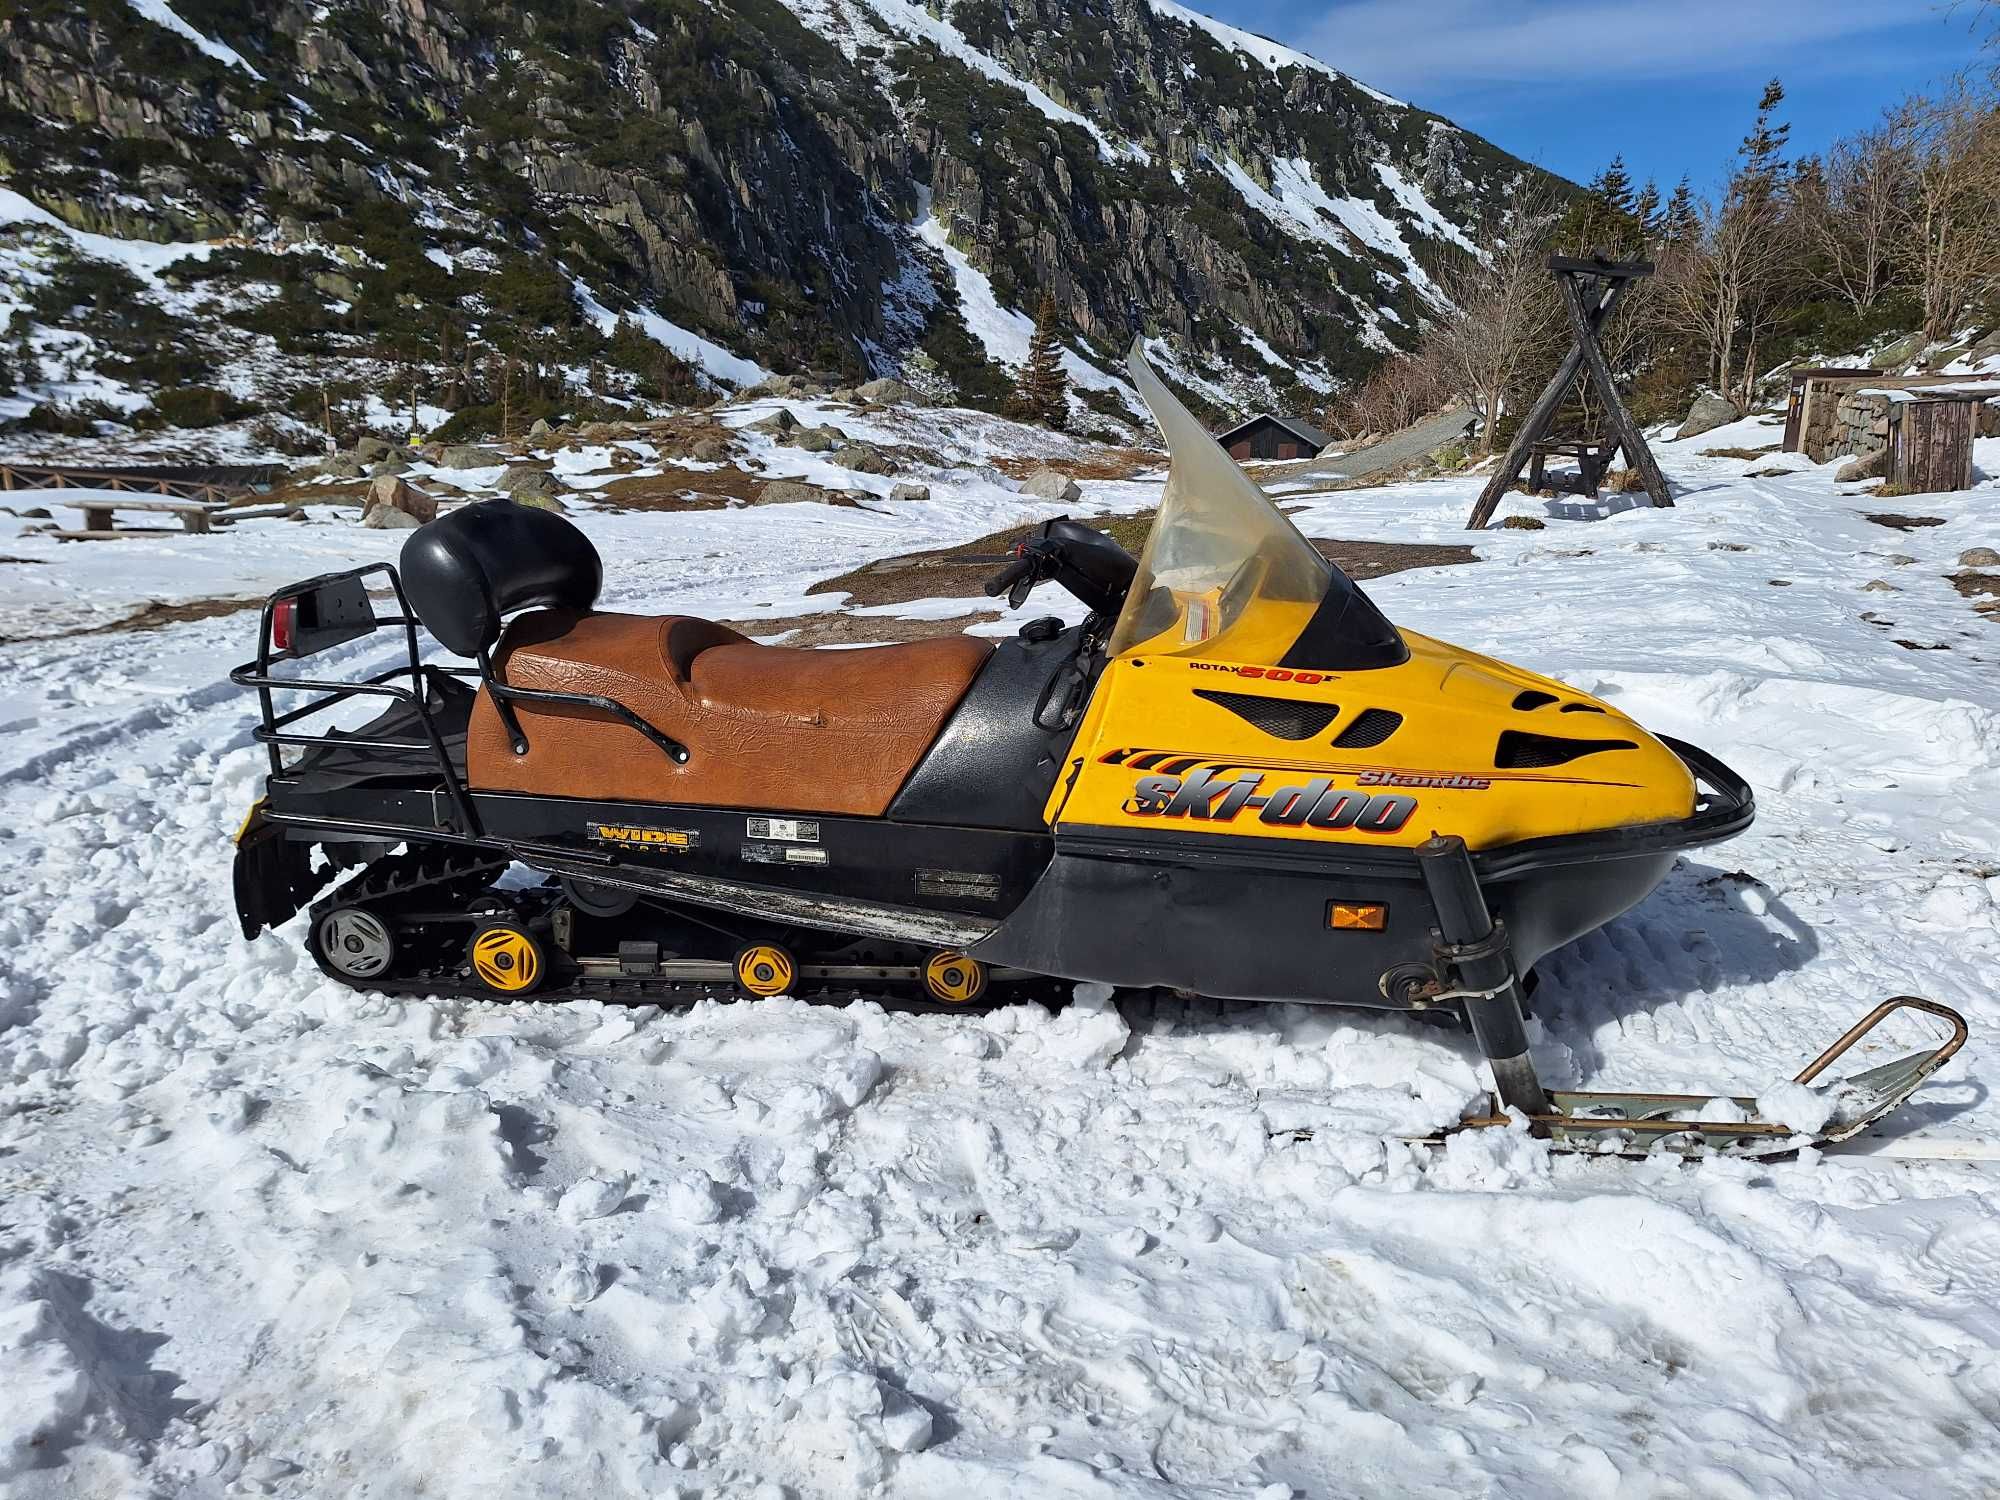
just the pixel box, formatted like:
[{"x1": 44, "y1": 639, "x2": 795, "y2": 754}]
[{"x1": 747, "y1": 816, "x2": 820, "y2": 844}]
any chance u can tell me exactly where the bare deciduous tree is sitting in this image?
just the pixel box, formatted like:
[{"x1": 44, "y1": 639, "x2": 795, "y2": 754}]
[
  {"x1": 1320, "y1": 338, "x2": 1450, "y2": 442},
  {"x1": 1888, "y1": 83, "x2": 2000, "y2": 342},
  {"x1": 1796, "y1": 121, "x2": 1913, "y2": 315},
  {"x1": 1656, "y1": 178, "x2": 1797, "y2": 406},
  {"x1": 1423, "y1": 182, "x2": 1566, "y2": 453}
]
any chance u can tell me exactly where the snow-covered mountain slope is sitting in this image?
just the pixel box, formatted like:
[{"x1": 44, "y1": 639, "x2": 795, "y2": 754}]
[
  {"x1": 0, "y1": 0, "x2": 1554, "y2": 455},
  {"x1": 1, "y1": 404, "x2": 1998, "y2": 1495}
]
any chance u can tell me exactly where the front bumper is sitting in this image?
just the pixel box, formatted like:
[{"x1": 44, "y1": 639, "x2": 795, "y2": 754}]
[{"x1": 969, "y1": 738, "x2": 1756, "y2": 1007}]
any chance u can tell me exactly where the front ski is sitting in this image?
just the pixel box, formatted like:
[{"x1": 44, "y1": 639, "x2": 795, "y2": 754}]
[{"x1": 1461, "y1": 995, "x2": 1969, "y2": 1158}]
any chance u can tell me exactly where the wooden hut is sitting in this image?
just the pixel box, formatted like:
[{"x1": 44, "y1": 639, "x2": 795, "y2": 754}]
[
  {"x1": 1888, "y1": 395, "x2": 1984, "y2": 493},
  {"x1": 1216, "y1": 414, "x2": 1333, "y2": 462}
]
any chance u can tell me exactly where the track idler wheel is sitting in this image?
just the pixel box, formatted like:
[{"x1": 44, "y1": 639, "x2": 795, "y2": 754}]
[
  {"x1": 733, "y1": 943, "x2": 796, "y2": 998},
  {"x1": 469, "y1": 921, "x2": 546, "y2": 995},
  {"x1": 312, "y1": 906, "x2": 396, "y2": 982},
  {"x1": 922, "y1": 950, "x2": 988, "y2": 1005}
]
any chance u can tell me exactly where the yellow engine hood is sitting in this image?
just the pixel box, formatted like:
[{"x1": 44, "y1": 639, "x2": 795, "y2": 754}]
[{"x1": 1048, "y1": 630, "x2": 1697, "y2": 851}]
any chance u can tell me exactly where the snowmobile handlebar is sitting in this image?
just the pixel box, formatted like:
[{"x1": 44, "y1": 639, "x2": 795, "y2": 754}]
[{"x1": 983, "y1": 517, "x2": 1137, "y2": 617}]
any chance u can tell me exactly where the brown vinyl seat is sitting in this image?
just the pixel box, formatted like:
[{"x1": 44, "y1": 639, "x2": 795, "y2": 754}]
[{"x1": 465, "y1": 610, "x2": 994, "y2": 816}]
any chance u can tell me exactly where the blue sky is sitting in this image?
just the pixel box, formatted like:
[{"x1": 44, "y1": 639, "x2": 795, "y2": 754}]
[{"x1": 1198, "y1": 0, "x2": 1991, "y2": 193}]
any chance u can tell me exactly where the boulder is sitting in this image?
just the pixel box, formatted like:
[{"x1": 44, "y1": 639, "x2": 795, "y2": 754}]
[
  {"x1": 1862, "y1": 579, "x2": 1900, "y2": 592},
  {"x1": 748, "y1": 409, "x2": 798, "y2": 436},
  {"x1": 323, "y1": 455, "x2": 364, "y2": 479},
  {"x1": 352, "y1": 435, "x2": 394, "y2": 465},
  {"x1": 788, "y1": 427, "x2": 839, "y2": 453},
  {"x1": 889, "y1": 482, "x2": 931, "y2": 502},
  {"x1": 830, "y1": 387, "x2": 858, "y2": 404},
  {"x1": 362, "y1": 504, "x2": 424, "y2": 529},
  {"x1": 856, "y1": 377, "x2": 922, "y2": 406},
  {"x1": 1675, "y1": 393, "x2": 1742, "y2": 441},
  {"x1": 1959, "y1": 546, "x2": 2000, "y2": 567},
  {"x1": 1020, "y1": 469, "x2": 1082, "y2": 502},
  {"x1": 750, "y1": 375, "x2": 800, "y2": 398},
  {"x1": 754, "y1": 480, "x2": 835, "y2": 506},
  {"x1": 362, "y1": 474, "x2": 438, "y2": 526},
  {"x1": 527, "y1": 418, "x2": 554, "y2": 440},
  {"x1": 511, "y1": 491, "x2": 568, "y2": 513},
  {"x1": 436, "y1": 445, "x2": 494, "y2": 470},
  {"x1": 368, "y1": 454, "x2": 412, "y2": 477},
  {"x1": 832, "y1": 444, "x2": 894, "y2": 475},
  {"x1": 689, "y1": 436, "x2": 729, "y2": 463},
  {"x1": 499, "y1": 465, "x2": 562, "y2": 500},
  {"x1": 1836, "y1": 449, "x2": 1890, "y2": 484},
  {"x1": 578, "y1": 422, "x2": 625, "y2": 441},
  {"x1": 1869, "y1": 330, "x2": 1926, "y2": 371}
]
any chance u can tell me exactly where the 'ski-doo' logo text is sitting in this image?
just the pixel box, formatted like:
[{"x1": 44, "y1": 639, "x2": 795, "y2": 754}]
[{"x1": 1125, "y1": 767, "x2": 1416, "y2": 833}]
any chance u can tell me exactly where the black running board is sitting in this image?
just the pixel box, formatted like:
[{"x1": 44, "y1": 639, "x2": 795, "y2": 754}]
[{"x1": 513, "y1": 849, "x2": 997, "y2": 949}]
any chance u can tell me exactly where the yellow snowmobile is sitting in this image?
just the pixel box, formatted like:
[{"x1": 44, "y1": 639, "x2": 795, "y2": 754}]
[{"x1": 232, "y1": 343, "x2": 1964, "y2": 1156}]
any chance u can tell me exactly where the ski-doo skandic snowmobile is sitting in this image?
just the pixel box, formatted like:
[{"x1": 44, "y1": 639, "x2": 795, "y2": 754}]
[{"x1": 233, "y1": 344, "x2": 1964, "y2": 1155}]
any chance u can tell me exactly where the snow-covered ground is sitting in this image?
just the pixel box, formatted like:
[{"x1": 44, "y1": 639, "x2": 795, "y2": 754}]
[{"x1": 2, "y1": 407, "x2": 1999, "y2": 1498}]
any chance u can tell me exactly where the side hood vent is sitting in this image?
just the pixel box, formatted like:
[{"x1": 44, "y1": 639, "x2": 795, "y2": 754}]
[
  {"x1": 1496, "y1": 730, "x2": 1637, "y2": 768},
  {"x1": 1193, "y1": 689, "x2": 1339, "y2": 741},
  {"x1": 1332, "y1": 707, "x2": 1403, "y2": 748}
]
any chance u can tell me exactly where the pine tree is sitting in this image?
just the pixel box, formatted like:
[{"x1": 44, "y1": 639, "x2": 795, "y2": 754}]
[
  {"x1": 1633, "y1": 177, "x2": 1661, "y2": 236},
  {"x1": 1663, "y1": 175, "x2": 1699, "y2": 243},
  {"x1": 1740, "y1": 78, "x2": 1790, "y2": 191},
  {"x1": 1592, "y1": 154, "x2": 1635, "y2": 218},
  {"x1": 1015, "y1": 291, "x2": 1069, "y2": 430}
]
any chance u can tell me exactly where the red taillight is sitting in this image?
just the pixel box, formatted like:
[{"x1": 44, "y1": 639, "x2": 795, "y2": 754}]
[{"x1": 271, "y1": 597, "x2": 297, "y2": 652}]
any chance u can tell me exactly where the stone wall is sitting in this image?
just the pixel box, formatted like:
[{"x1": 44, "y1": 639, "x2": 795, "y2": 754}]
[
  {"x1": 1805, "y1": 378, "x2": 2000, "y2": 462},
  {"x1": 1826, "y1": 391, "x2": 1896, "y2": 465}
]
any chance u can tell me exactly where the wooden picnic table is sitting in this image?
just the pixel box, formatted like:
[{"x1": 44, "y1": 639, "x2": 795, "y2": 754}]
[
  {"x1": 1526, "y1": 437, "x2": 1618, "y2": 496},
  {"x1": 52, "y1": 495, "x2": 222, "y2": 536}
]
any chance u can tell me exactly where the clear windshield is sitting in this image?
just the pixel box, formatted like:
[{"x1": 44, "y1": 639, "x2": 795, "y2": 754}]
[{"x1": 1110, "y1": 341, "x2": 1384, "y2": 667}]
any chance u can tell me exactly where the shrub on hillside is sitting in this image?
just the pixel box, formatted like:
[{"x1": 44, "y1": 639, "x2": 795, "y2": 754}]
[{"x1": 134, "y1": 385, "x2": 254, "y2": 429}]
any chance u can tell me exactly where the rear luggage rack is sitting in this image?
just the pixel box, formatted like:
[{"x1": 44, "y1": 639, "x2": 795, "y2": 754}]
[
  {"x1": 231, "y1": 562, "x2": 485, "y2": 838},
  {"x1": 232, "y1": 560, "x2": 695, "y2": 844}
]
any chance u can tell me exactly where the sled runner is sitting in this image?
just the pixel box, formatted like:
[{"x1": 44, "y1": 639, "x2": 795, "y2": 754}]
[{"x1": 231, "y1": 342, "x2": 1967, "y2": 1157}]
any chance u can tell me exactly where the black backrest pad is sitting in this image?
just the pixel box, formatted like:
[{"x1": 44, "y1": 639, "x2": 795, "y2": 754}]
[{"x1": 399, "y1": 499, "x2": 603, "y2": 657}]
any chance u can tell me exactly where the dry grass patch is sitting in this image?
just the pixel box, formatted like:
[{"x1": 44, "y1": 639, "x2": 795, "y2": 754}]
[
  {"x1": 591, "y1": 470, "x2": 741, "y2": 511},
  {"x1": 1701, "y1": 444, "x2": 1781, "y2": 460},
  {"x1": 0, "y1": 595, "x2": 261, "y2": 647},
  {"x1": 989, "y1": 449, "x2": 1157, "y2": 482},
  {"x1": 1949, "y1": 570, "x2": 2000, "y2": 621},
  {"x1": 806, "y1": 512, "x2": 1479, "y2": 612},
  {"x1": 1866, "y1": 513, "x2": 1948, "y2": 530}
]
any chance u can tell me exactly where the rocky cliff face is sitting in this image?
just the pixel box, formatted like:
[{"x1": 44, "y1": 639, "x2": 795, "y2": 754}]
[{"x1": 0, "y1": 0, "x2": 1559, "y2": 445}]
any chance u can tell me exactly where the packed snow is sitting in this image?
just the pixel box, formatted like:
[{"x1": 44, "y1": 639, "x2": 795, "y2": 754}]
[{"x1": 1, "y1": 401, "x2": 1999, "y2": 1497}]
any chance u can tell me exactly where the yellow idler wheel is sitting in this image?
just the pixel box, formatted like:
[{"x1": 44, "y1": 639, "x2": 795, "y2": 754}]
[
  {"x1": 733, "y1": 943, "x2": 797, "y2": 998},
  {"x1": 922, "y1": 950, "x2": 989, "y2": 1005},
  {"x1": 468, "y1": 921, "x2": 545, "y2": 995}
]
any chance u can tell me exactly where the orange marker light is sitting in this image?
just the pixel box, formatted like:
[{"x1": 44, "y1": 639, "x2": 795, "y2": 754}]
[{"x1": 1328, "y1": 902, "x2": 1388, "y2": 931}]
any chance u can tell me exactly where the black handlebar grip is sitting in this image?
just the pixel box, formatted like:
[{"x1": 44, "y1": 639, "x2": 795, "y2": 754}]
[{"x1": 984, "y1": 558, "x2": 1036, "y2": 597}]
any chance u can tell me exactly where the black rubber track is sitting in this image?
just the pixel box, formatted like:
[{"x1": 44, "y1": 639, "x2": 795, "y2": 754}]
[{"x1": 304, "y1": 847, "x2": 1060, "y2": 1015}]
